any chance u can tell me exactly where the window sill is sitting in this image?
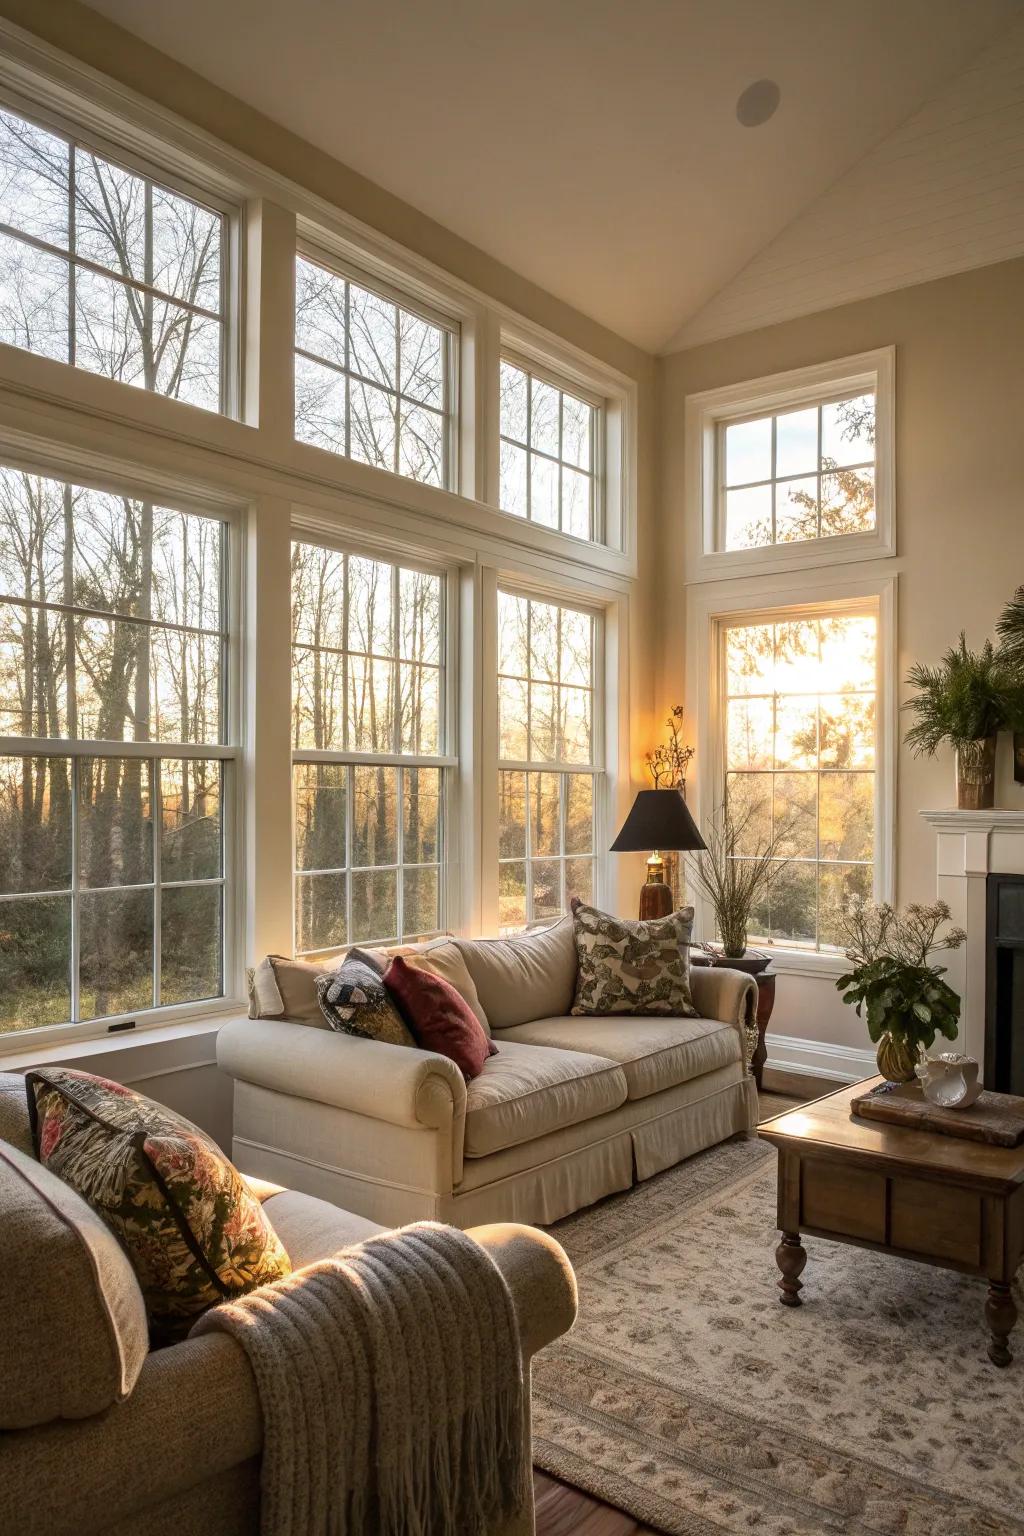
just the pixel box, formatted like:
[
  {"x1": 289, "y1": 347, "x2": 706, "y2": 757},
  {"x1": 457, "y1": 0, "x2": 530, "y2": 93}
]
[
  {"x1": 759, "y1": 948, "x2": 848, "y2": 980},
  {"x1": 0, "y1": 1006, "x2": 247, "y2": 1072}
]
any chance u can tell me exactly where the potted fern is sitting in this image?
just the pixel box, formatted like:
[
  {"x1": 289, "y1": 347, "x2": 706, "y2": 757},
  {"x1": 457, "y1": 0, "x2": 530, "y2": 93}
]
[
  {"x1": 997, "y1": 586, "x2": 1024, "y2": 785},
  {"x1": 903, "y1": 634, "x2": 1009, "y2": 809}
]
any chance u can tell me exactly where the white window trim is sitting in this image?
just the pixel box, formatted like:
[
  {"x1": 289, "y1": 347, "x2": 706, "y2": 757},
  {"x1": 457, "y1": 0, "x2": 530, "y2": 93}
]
[
  {"x1": 685, "y1": 568, "x2": 897, "y2": 978},
  {"x1": 0, "y1": 438, "x2": 248, "y2": 1052},
  {"x1": 684, "y1": 347, "x2": 895, "y2": 584}
]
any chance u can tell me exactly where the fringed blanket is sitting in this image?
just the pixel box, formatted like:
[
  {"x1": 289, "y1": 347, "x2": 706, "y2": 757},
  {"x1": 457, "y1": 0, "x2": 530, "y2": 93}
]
[{"x1": 191, "y1": 1221, "x2": 526, "y2": 1536}]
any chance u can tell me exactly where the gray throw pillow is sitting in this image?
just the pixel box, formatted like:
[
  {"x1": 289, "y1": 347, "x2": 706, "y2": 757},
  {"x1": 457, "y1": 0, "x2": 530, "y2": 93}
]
[
  {"x1": 570, "y1": 899, "x2": 699, "y2": 1017},
  {"x1": 316, "y1": 953, "x2": 415, "y2": 1046}
]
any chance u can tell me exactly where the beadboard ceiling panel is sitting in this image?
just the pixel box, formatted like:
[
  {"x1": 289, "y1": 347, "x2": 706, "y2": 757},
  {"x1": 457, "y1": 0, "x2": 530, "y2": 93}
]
[{"x1": 669, "y1": 15, "x2": 1024, "y2": 352}]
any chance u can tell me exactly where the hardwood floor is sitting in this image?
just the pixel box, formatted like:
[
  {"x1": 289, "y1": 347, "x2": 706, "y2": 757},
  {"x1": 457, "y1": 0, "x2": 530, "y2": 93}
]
[{"x1": 533, "y1": 1082, "x2": 829, "y2": 1534}]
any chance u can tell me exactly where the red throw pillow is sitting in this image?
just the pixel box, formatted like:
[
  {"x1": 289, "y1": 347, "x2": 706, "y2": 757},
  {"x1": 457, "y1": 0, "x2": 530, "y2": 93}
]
[{"x1": 383, "y1": 956, "x2": 497, "y2": 1081}]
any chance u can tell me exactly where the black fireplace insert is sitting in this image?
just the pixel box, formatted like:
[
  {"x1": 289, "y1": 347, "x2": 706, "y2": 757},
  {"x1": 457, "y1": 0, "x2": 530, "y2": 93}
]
[{"x1": 985, "y1": 874, "x2": 1024, "y2": 1093}]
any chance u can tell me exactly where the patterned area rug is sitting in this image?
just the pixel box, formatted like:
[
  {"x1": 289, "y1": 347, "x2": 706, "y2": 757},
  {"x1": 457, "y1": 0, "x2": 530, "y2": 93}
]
[{"x1": 533, "y1": 1132, "x2": 1024, "y2": 1535}]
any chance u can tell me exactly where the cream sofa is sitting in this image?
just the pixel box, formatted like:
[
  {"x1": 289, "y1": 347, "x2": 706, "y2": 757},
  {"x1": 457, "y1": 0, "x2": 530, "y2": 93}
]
[
  {"x1": 0, "y1": 1073, "x2": 575, "y2": 1536},
  {"x1": 219, "y1": 918, "x2": 759, "y2": 1229}
]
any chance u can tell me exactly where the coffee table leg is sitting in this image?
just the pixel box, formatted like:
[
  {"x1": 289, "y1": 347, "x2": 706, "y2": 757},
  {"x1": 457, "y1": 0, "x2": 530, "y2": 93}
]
[
  {"x1": 985, "y1": 1281, "x2": 1017, "y2": 1367},
  {"x1": 776, "y1": 1232, "x2": 806, "y2": 1307}
]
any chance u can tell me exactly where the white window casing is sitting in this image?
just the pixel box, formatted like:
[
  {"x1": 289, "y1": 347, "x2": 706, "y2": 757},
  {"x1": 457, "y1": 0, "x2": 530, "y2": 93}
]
[{"x1": 684, "y1": 348, "x2": 895, "y2": 583}]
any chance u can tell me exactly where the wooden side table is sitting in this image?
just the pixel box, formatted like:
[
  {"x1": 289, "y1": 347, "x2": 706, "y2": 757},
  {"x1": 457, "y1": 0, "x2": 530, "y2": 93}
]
[{"x1": 750, "y1": 970, "x2": 775, "y2": 1092}]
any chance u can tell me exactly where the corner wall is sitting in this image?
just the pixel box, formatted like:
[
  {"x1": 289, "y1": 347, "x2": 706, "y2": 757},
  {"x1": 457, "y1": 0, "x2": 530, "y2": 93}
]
[{"x1": 657, "y1": 256, "x2": 1024, "y2": 1070}]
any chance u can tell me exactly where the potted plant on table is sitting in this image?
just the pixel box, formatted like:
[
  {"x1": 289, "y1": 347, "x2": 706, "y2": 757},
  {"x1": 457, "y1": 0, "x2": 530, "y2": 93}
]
[
  {"x1": 903, "y1": 634, "x2": 1010, "y2": 809},
  {"x1": 833, "y1": 898, "x2": 966, "y2": 1082}
]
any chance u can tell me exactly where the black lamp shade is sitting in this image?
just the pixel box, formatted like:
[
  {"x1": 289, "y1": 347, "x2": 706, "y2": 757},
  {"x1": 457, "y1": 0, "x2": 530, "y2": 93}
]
[{"x1": 610, "y1": 789, "x2": 707, "y2": 853}]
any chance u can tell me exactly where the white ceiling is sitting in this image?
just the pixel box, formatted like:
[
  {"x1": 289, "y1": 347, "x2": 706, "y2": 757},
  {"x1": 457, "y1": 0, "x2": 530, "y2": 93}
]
[{"x1": 85, "y1": 0, "x2": 1023, "y2": 353}]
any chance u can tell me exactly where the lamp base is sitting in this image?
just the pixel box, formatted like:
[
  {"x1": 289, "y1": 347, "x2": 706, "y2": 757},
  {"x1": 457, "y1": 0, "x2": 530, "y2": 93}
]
[{"x1": 639, "y1": 878, "x2": 673, "y2": 921}]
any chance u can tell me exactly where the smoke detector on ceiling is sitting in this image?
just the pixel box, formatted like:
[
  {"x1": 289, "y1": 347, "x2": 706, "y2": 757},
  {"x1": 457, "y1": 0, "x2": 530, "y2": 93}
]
[{"x1": 736, "y1": 79, "x2": 781, "y2": 127}]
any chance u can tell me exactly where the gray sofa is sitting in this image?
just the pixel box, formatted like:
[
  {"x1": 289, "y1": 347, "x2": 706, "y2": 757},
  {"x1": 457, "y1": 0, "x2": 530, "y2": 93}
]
[{"x1": 219, "y1": 917, "x2": 759, "y2": 1229}]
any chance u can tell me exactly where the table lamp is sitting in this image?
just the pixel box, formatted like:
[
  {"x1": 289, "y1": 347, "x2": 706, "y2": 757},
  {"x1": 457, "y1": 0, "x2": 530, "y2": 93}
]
[{"x1": 610, "y1": 788, "x2": 707, "y2": 920}]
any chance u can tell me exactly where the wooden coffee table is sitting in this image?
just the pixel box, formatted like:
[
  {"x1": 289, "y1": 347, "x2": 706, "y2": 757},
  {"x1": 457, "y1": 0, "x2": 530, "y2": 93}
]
[{"x1": 758, "y1": 1077, "x2": 1024, "y2": 1366}]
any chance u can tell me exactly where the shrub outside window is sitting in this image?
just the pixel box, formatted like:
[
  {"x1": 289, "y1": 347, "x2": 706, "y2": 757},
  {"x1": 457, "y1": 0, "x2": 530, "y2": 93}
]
[{"x1": 0, "y1": 104, "x2": 227, "y2": 411}]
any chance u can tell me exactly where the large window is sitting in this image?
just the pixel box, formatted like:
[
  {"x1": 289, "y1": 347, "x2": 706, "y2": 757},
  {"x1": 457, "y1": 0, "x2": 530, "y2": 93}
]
[
  {"x1": 0, "y1": 105, "x2": 227, "y2": 411},
  {"x1": 499, "y1": 359, "x2": 598, "y2": 540},
  {"x1": 497, "y1": 590, "x2": 598, "y2": 930},
  {"x1": 721, "y1": 392, "x2": 875, "y2": 552},
  {"x1": 0, "y1": 467, "x2": 230, "y2": 1033},
  {"x1": 294, "y1": 253, "x2": 455, "y2": 489},
  {"x1": 722, "y1": 606, "x2": 877, "y2": 952},
  {"x1": 291, "y1": 542, "x2": 449, "y2": 954}
]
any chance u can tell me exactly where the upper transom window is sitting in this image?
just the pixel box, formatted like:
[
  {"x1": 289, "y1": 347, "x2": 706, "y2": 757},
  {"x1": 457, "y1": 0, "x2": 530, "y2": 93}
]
[
  {"x1": 721, "y1": 392, "x2": 875, "y2": 552},
  {"x1": 0, "y1": 105, "x2": 227, "y2": 412},
  {"x1": 499, "y1": 359, "x2": 598, "y2": 541},
  {"x1": 294, "y1": 252, "x2": 456, "y2": 490}
]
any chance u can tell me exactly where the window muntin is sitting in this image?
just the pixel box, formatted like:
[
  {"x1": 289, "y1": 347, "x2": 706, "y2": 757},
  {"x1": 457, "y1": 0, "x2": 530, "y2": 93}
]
[
  {"x1": 291, "y1": 541, "x2": 448, "y2": 953},
  {"x1": 497, "y1": 590, "x2": 597, "y2": 930},
  {"x1": 499, "y1": 360, "x2": 597, "y2": 541},
  {"x1": 294, "y1": 254, "x2": 455, "y2": 490},
  {"x1": 0, "y1": 106, "x2": 227, "y2": 412},
  {"x1": 720, "y1": 392, "x2": 875, "y2": 552},
  {"x1": 722, "y1": 608, "x2": 877, "y2": 952},
  {"x1": 0, "y1": 466, "x2": 229, "y2": 1033}
]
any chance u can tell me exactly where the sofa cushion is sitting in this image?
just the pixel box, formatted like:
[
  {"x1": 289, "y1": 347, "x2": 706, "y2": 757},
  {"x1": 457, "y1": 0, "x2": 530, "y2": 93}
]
[
  {"x1": 260, "y1": 1188, "x2": 384, "y2": 1269},
  {"x1": 28, "y1": 1068, "x2": 292, "y2": 1343},
  {"x1": 316, "y1": 953, "x2": 416, "y2": 1046},
  {"x1": 0, "y1": 1140, "x2": 149, "y2": 1429},
  {"x1": 494, "y1": 1015, "x2": 742, "y2": 1100},
  {"x1": 571, "y1": 900, "x2": 698, "y2": 1018},
  {"x1": 455, "y1": 917, "x2": 576, "y2": 1030},
  {"x1": 463, "y1": 1038, "x2": 627, "y2": 1157},
  {"x1": 248, "y1": 954, "x2": 331, "y2": 1027}
]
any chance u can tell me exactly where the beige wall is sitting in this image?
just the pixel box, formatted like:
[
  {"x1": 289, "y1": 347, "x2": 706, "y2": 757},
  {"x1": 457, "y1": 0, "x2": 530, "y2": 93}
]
[{"x1": 658, "y1": 256, "x2": 1024, "y2": 1057}]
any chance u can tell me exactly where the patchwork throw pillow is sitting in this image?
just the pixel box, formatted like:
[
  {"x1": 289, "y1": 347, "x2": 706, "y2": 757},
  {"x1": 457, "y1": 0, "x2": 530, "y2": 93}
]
[
  {"x1": 316, "y1": 951, "x2": 416, "y2": 1046},
  {"x1": 26, "y1": 1068, "x2": 291, "y2": 1344},
  {"x1": 383, "y1": 956, "x2": 497, "y2": 1080},
  {"x1": 570, "y1": 899, "x2": 699, "y2": 1018}
]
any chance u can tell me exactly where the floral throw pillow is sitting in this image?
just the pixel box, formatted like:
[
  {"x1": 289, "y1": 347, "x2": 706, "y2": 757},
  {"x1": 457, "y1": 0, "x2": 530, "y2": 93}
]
[
  {"x1": 316, "y1": 951, "x2": 416, "y2": 1046},
  {"x1": 570, "y1": 899, "x2": 699, "y2": 1018},
  {"x1": 26, "y1": 1068, "x2": 291, "y2": 1344}
]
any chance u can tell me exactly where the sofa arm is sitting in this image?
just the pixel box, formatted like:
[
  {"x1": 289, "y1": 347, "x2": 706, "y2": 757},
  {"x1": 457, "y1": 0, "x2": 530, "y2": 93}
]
[
  {"x1": 217, "y1": 1017, "x2": 467, "y2": 1133},
  {"x1": 466, "y1": 1223, "x2": 577, "y2": 1360},
  {"x1": 689, "y1": 966, "x2": 759, "y2": 1071}
]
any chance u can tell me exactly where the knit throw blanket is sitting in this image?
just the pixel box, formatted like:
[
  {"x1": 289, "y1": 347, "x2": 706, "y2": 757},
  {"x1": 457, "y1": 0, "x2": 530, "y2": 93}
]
[{"x1": 191, "y1": 1221, "x2": 526, "y2": 1536}]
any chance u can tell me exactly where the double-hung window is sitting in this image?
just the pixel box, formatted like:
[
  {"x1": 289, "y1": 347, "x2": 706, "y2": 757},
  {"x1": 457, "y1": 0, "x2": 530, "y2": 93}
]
[
  {"x1": 497, "y1": 590, "x2": 599, "y2": 930},
  {"x1": 291, "y1": 540, "x2": 452, "y2": 954},
  {"x1": 0, "y1": 104, "x2": 228, "y2": 410},
  {"x1": 0, "y1": 466, "x2": 232, "y2": 1034},
  {"x1": 294, "y1": 252, "x2": 456, "y2": 489},
  {"x1": 498, "y1": 359, "x2": 598, "y2": 540},
  {"x1": 722, "y1": 603, "x2": 878, "y2": 952}
]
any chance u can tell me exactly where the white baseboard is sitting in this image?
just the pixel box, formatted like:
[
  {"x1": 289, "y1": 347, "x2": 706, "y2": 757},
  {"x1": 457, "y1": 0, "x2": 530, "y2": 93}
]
[{"x1": 765, "y1": 1032, "x2": 876, "y2": 1084}]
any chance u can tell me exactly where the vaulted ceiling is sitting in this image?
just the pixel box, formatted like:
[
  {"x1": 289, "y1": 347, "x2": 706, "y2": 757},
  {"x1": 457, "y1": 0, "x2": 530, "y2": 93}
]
[{"x1": 85, "y1": 0, "x2": 1024, "y2": 353}]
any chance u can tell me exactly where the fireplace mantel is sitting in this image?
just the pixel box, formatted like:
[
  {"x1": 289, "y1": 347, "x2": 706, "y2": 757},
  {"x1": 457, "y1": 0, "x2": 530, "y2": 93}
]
[{"x1": 920, "y1": 808, "x2": 1024, "y2": 1075}]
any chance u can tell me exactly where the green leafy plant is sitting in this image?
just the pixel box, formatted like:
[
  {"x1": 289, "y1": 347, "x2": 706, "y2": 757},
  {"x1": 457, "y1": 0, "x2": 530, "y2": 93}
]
[
  {"x1": 996, "y1": 586, "x2": 1024, "y2": 730},
  {"x1": 691, "y1": 798, "x2": 791, "y2": 959},
  {"x1": 903, "y1": 634, "x2": 1008, "y2": 762},
  {"x1": 834, "y1": 899, "x2": 966, "y2": 1053}
]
